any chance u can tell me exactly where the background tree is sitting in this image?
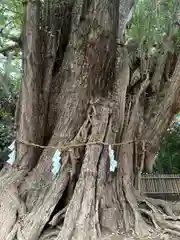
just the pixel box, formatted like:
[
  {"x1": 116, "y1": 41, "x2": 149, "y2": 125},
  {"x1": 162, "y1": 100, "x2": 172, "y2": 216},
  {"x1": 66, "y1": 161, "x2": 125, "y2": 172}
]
[
  {"x1": 0, "y1": 0, "x2": 21, "y2": 169},
  {"x1": 153, "y1": 115, "x2": 180, "y2": 174},
  {"x1": 0, "y1": 84, "x2": 16, "y2": 168},
  {"x1": 2, "y1": 0, "x2": 180, "y2": 239}
]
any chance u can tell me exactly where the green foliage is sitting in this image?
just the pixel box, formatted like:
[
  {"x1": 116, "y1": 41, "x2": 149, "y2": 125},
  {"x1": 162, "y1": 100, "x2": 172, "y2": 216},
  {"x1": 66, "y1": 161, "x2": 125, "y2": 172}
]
[
  {"x1": 128, "y1": 0, "x2": 179, "y2": 55},
  {"x1": 0, "y1": 86, "x2": 16, "y2": 166},
  {"x1": 0, "y1": 0, "x2": 22, "y2": 89},
  {"x1": 154, "y1": 121, "x2": 180, "y2": 174},
  {"x1": 0, "y1": 119, "x2": 15, "y2": 166},
  {"x1": 0, "y1": 0, "x2": 22, "y2": 166},
  {"x1": 0, "y1": 0, "x2": 23, "y2": 27}
]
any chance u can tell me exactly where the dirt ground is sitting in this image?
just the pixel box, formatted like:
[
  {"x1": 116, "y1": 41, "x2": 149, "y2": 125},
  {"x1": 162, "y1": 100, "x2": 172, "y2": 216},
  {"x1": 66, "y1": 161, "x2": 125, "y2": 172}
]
[{"x1": 100, "y1": 232, "x2": 179, "y2": 240}]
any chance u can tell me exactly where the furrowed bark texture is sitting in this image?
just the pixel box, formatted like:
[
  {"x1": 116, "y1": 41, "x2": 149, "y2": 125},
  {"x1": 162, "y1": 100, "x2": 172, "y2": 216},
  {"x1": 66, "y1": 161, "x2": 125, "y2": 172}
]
[{"x1": 1, "y1": 0, "x2": 180, "y2": 239}]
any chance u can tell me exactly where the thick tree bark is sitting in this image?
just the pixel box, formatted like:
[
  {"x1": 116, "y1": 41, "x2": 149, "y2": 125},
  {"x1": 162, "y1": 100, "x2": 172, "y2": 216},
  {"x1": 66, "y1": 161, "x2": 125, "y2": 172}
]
[{"x1": 1, "y1": 0, "x2": 180, "y2": 240}]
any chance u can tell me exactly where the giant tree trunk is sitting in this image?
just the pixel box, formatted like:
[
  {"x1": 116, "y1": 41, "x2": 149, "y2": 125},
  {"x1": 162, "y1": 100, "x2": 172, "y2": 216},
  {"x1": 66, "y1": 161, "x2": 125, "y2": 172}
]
[{"x1": 1, "y1": 0, "x2": 180, "y2": 239}]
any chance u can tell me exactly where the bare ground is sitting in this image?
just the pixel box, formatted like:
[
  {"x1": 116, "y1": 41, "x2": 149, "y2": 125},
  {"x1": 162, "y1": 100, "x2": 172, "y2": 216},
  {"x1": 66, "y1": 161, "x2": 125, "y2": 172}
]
[{"x1": 101, "y1": 232, "x2": 180, "y2": 240}]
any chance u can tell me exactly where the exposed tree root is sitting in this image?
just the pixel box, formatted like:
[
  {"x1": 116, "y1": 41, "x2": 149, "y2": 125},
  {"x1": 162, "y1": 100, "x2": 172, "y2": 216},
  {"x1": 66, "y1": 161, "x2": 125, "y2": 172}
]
[
  {"x1": 39, "y1": 227, "x2": 61, "y2": 240},
  {"x1": 2, "y1": 102, "x2": 180, "y2": 240},
  {"x1": 0, "y1": 161, "x2": 69, "y2": 240},
  {"x1": 144, "y1": 197, "x2": 175, "y2": 216},
  {"x1": 137, "y1": 197, "x2": 180, "y2": 239},
  {"x1": 164, "y1": 229, "x2": 180, "y2": 238},
  {"x1": 0, "y1": 167, "x2": 27, "y2": 240},
  {"x1": 49, "y1": 205, "x2": 68, "y2": 227},
  {"x1": 2, "y1": 166, "x2": 180, "y2": 240},
  {"x1": 16, "y1": 167, "x2": 70, "y2": 240},
  {"x1": 121, "y1": 175, "x2": 152, "y2": 236}
]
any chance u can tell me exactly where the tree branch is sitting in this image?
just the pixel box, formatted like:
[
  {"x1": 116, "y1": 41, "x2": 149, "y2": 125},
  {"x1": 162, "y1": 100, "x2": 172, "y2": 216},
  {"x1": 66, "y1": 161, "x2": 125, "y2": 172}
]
[
  {"x1": 0, "y1": 21, "x2": 11, "y2": 34},
  {"x1": 0, "y1": 44, "x2": 19, "y2": 55},
  {"x1": 0, "y1": 21, "x2": 21, "y2": 46},
  {"x1": 1, "y1": 33, "x2": 21, "y2": 44}
]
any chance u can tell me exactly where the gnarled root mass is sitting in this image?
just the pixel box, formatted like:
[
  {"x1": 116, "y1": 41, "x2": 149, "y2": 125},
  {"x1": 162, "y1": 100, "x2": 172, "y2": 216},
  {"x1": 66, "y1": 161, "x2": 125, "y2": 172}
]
[
  {"x1": 0, "y1": 103, "x2": 180, "y2": 240},
  {"x1": 1, "y1": 174, "x2": 180, "y2": 240},
  {"x1": 138, "y1": 197, "x2": 180, "y2": 238}
]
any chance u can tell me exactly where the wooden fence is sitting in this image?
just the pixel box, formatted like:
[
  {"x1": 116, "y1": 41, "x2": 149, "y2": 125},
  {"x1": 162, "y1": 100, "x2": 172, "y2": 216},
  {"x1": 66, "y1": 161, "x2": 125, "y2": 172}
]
[{"x1": 140, "y1": 174, "x2": 180, "y2": 201}]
